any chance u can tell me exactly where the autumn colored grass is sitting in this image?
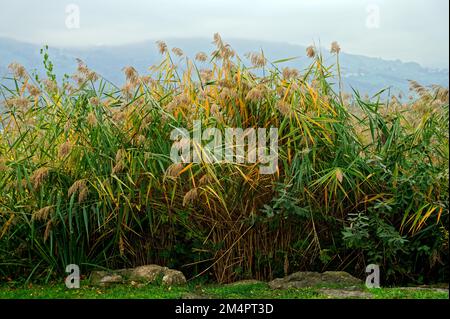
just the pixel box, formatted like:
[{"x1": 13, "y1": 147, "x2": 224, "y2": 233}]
[{"x1": 0, "y1": 35, "x2": 448, "y2": 285}]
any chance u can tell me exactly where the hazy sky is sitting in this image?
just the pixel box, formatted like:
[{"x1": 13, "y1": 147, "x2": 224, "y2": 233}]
[{"x1": 0, "y1": 0, "x2": 448, "y2": 68}]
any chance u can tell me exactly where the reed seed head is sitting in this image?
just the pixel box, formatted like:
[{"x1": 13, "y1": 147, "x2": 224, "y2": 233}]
[
  {"x1": 172, "y1": 47, "x2": 184, "y2": 57},
  {"x1": 246, "y1": 52, "x2": 266, "y2": 68},
  {"x1": 165, "y1": 163, "x2": 184, "y2": 178},
  {"x1": 30, "y1": 167, "x2": 50, "y2": 189},
  {"x1": 306, "y1": 46, "x2": 316, "y2": 58},
  {"x1": 330, "y1": 41, "x2": 341, "y2": 54},
  {"x1": 32, "y1": 206, "x2": 53, "y2": 222},
  {"x1": 156, "y1": 40, "x2": 168, "y2": 55},
  {"x1": 58, "y1": 140, "x2": 72, "y2": 158},
  {"x1": 87, "y1": 112, "x2": 98, "y2": 127},
  {"x1": 8, "y1": 62, "x2": 27, "y2": 79},
  {"x1": 195, "y1": 52, "x2": 208, "y2": 62},
  {"x1": 68, "y1": 179, "x2": 88, "y2": 202},
  {"x1": 183, "y1": 188, "x2": 198, "y2": 207},
  {"x1": 245, "y1": 85, "x2": 265, "y2": 102}
]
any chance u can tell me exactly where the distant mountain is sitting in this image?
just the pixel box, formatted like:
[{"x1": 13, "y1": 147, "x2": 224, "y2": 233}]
[{"x1": 0, "y1": 37, "x2": 448, "y2": 97}]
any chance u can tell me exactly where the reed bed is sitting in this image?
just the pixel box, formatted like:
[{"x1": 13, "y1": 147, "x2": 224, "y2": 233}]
[{"x1": 0, "y1": 35, "x2": 448, "y2": 284}]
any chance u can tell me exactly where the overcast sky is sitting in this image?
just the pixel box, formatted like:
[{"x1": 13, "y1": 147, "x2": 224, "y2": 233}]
[{"x1": 0, "y1": 0, "x2": 448, "y2": 68}]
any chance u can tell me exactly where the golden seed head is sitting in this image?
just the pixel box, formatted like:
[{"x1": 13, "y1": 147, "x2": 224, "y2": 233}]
[
  {"x1": 0, "y1": 158, "x2": 8, "y2": 172},
  {"x1": 282, "y1": 67, "x2": 300, "y2": 80},
  {"x1": 122, "y1": 66, "x2": 139, "y2": 84},
  {"x1": 156, "y1": 40, "x2": 168, "y2": 55},
  {"x1": 30, "y1": 167, "x2": 50, "y2": 189},
  {"x1": 89, "y1": 97, "x2": 100, "y2": 106},
  {"x1": 121, "y1": 83, "x2": 134, "y2": 99},
  {"x1": 246, "y1": 52, "x2": 266, "y2": 68},
  {"x1": 87, "y1": 112, "x2": 97, "y2": 126},
  {"x1": 32, "y1": 206, "x2": 54, "y2": 221},
  {"x1": 199, "y1": 174, "x2": 213, "y2": 186},
  {"x1": 112, "y1": 109, "x2": 126, "y2": 123},
  {"x1": 276, "y1": 100, "x2": 292, "y2": 116},
  {"x1": 210, "y1": 103, "x2": 220, "y2": 115},
  {"x1": 87, "y1": 71, "x2": 99, "y2": 82},
  {"x1": 165, "y1": 162, "x2": 184, "y2": 178},
  {"x1": 112, "y1": 162, "x2": 125, "y2": 174},
  {"x1": 58, "y1": 140, "x2": 72, "y2": 158},
  {"x1": 78, "y1": 187, "x2": 89, "y2": 203},
  {"x1": 182, "y1": 188, "x2": 198, "y2": 207},
  {"x1": 199, "y1": 69, "x2": 213, "y2": 82},
  {"x1": 3, "y1": 97, "x2": 30, "y2": 110},
  {"x1": 172, "y1": 47, "x2": 184, "y2": 57},
  {"x1": 115, "y1": 149, "x2": 126, "y2": 163},
  {"x1": 134, "y1": 134, "x2": 147, "y2": 146},
  {"x1": 245, "y1": 85, "x2": 265, "y2": 102},
  {"x1": 213, "y1": 33, "x2": 223, "y2": 47},
  {"x1": 44, "y1": 220, "x2": 53, "y2": 242},
  {"x1": 43, "y1": 79, "x2": 58, "y2": 93},
  {"x1": 27, "y1": 84, "x2": 41, "y2": 98},
  {"x1": 140, "y1": 75, "x2": 153, "y2": 85},
  {"x1": 219, "y1": 87, "x2": 237, "y2": 100},
  {"x1": 68, "y1": 179, "x2": 88, "y2": 200},
  {"x1": 330, "y1": 41, "x2": 341, "y2": 54},
  {"x1": 8, "y1": 62, "x2": 27, "y2": 79},
  {"x1": 76, "y1": 58, "x2": 89, "y2": 75},
  {"x1": 306, "y1": 46, "x2": 316, "y2": 58},
  {"x1": 195, "y1": 52, "x2": 208, "y2": 62}
]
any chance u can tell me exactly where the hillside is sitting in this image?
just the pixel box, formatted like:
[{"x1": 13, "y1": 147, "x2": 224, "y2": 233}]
[{"x1": 0, "y1": 37, "x2": 448, "y2": 97}]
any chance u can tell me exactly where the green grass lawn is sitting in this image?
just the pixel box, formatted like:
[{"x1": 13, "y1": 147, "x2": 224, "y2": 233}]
[{"x1": 0, "y1": 282, "x2": 447, "y2": 299}]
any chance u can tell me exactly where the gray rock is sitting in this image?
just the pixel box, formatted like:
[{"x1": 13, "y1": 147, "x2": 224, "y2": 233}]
[
  {"x1": 90, "y1": 270, "x2": 108, "y2": 285},
  {"x1": 90, "y1": 264, "x2": 187, "y2": 287},
  {"x1": 99, "y1": 274, "x2": 123, "y2": 285},
  {"x1": 269, "y1": 271, "x2": 362, "y2": 289},
  {"x1": 128, "y1": 265, "x2": 168, "y2": 282},
  {"x1": 90, "y1": 271, "x2": 124, "y2": 286},
  {"x1": 162, "y1": 269, "x2": 187, "y2": 286}
]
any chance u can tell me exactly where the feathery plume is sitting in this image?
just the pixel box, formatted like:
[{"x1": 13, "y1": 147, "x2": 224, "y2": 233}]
[
  {"x1": 68, "y1": 179, "x2": 89, "y2": 203},
  {"x1": 276, "y1": 100, "x2": 292, "y2": 116},
  {"x1": 87, "y1": 112, "x2": 98, "y2": 127},
  {"x1": 44, "y1": 220, "x2": 52, "y2": 242},
  {"x1": 122, "y1": 66, "x2": 139, "y2": 85},
  {"x1": 172, "y1": 47, "x2": 184, "y2": 57},
  {"x1": 330, "y1": 41, "x2": 341, "y2": 54},
  {"x1": 8, "y1": 62, "x2": 27, "y2": 79},
  {"x1": 245, "y1": 85, "x2": 265, "y2": 102},
  {"x1": 30, "y1": 167, "x2": 50, "y2": 189},
  {"x1": 195, "y1": 52, "x2": 208, "y2": 62},
  {"x1": 26, "y1": 84, "x2": 41, "y2": 98},
  {"x1": 199, "y1": 174, "x2": 213, "y2": 186},
  {"x1": 58, "y1": 140, "x2": 72, "y2": 158},
  {"x1": 165, "y1": 163, "x2": 184, "y2": 178},
  {"x1": 246, "y1": 52, "x2": 266, "y2": 68},
  {"x1": 282, "y1": 67, "x2": 300, "y2": 80},
  {"x1": 306, "y1": 46, "x2": 316, "y2": 58},
  {"x1": 3, "y1": 97, "x2": 30, "y2": 110},
  {"x1": 32, "y1": 206, "x2": 53, "y2": 222},
  {"x1": 156, "y1": 40, "x2": 168, "y2": 55},
  {"x1": 183, "y1": 188, "x2": 198, "y2": 207}
]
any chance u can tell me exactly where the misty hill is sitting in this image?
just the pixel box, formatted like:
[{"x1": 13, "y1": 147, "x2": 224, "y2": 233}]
[{"x1": 0, "y1": 37, "x2": 448, "y2": 97}]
